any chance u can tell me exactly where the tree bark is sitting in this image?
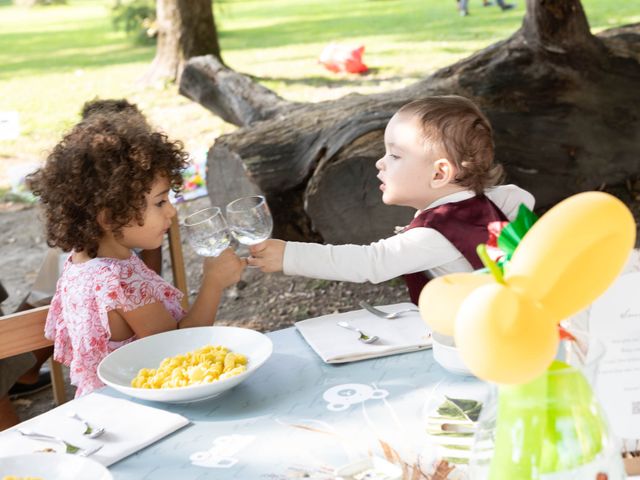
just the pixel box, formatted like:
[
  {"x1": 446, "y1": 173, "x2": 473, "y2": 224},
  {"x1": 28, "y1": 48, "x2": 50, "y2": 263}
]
[
  {"x1": 145, "y1": 0, "x2": 223, "y2": 84},
  {"x1": 179, "y1": 55, "x2": 293, "y2": 127},
  {"x1": 181, "y1": 0, "x2": 640, "y2": 244}
]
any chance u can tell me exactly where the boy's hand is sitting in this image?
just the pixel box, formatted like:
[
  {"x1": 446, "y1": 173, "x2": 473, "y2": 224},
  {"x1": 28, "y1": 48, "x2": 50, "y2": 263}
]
[
  {"x1": 202, "y1": 248, "x2": 246, "y2": 288},
  {"x1": 248, "y1": 239, "x2": 285, "y2": 272}
]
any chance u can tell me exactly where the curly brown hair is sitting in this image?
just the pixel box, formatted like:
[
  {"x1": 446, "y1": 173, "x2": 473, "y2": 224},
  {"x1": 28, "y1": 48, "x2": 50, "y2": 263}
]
[
  {"x1": 80, "y1": 97, "x2": 147, "y2": 123},
  {"x1": 27, "y1": 112, "x2": 188, "y2": 258},
  {"x1": 397, "y1": 95, "x2": 504, "y2": 193}
]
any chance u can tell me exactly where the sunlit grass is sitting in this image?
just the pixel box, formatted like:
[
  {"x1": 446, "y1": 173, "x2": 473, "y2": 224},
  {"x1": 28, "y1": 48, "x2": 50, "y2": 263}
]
[{"x1": 0, "y1": 0, "x2": 637, "y2": 184}]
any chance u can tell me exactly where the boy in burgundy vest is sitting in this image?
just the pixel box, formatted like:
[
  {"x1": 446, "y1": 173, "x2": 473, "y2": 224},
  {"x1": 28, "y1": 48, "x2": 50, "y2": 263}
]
[{"x1": 248, "y1": 96, "x2": 534, "y2": 304}]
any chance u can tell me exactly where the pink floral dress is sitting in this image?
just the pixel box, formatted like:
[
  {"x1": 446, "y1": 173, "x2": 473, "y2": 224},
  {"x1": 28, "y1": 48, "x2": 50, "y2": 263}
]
[{"x1": 45, "y1": 254, "x2": 185, "y2": 397}]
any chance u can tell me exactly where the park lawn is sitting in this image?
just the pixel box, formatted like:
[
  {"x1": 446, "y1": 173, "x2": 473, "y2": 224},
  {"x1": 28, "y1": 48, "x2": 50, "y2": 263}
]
[{"x1": 0, "y1": 0, "x2": 638, "y2": 184}]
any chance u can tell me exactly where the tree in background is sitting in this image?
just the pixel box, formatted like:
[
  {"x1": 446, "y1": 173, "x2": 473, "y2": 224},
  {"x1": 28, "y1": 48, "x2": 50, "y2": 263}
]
[{"x1": 145, "y1": 0, "x2": 223, "y2": 84}]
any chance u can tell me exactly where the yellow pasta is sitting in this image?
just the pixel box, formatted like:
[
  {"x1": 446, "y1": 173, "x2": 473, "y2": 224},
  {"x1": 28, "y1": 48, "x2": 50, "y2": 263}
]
[
  {"x1": 131, "y1": 345, "x2": 247, "y2": 389},
  {"x1": 2, "y1": 476, "x2": 43, "y2": 480}
]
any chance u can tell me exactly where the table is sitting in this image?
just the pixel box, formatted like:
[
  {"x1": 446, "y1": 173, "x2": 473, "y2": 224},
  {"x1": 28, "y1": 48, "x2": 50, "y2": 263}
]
[{"x1": 105, "y1": 327, "x2": 484, "y2": 479}]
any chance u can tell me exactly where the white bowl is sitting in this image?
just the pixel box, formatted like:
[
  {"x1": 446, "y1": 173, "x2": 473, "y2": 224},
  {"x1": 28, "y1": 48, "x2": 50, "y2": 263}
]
[
  {"x1": 98, "y1": 326, "x2": 273, "y2": 403},
  {"x1": 0, "y1": 453, "x2": 112, "y2": 479},
  {"x1": 432, "y1": 333, "x2": 473, "y2": 376}
]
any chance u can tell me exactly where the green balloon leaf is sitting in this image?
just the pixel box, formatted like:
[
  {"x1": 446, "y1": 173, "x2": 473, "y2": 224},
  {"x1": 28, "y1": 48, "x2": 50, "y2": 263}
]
[{"x1": 498, "y1": 203, "x2": 539, "y2": 260}]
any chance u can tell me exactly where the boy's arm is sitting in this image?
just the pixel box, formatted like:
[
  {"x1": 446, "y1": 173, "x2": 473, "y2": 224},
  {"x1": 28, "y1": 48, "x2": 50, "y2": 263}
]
[{"x1": 251, "y1": 231, "x2": 462, "y2": 284}]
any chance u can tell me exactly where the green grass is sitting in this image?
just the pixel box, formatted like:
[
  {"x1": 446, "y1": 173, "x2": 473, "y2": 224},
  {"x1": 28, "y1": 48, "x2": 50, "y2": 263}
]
[{"x1": 0, "y1": 0, "x2": 638, "y2": 184}]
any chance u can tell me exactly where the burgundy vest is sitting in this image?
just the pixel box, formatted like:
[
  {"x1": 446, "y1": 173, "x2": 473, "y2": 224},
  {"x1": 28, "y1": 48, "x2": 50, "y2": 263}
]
[{"x1": 403, "y1": 195, "x2": 508, "y2": 304}]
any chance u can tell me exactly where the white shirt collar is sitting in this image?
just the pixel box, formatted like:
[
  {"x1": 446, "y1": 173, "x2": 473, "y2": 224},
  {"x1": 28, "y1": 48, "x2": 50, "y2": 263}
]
[{"x1": 415, "y1": 190, "x2": 476, "y2": 217}]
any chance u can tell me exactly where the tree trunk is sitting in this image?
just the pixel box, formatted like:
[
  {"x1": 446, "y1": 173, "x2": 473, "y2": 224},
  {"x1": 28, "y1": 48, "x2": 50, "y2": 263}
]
[
  {"x1": 146, "y1": 0, "x2": 223, "y2": 84},
  {"x1": 180, "y1": 0, "x2": 640, "y2": 244}
]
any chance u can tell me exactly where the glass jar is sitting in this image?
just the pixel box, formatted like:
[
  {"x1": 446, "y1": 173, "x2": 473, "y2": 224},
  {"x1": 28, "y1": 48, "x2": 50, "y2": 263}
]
[
  {"x1": 418, "y1": 378, "x2": 491, "y2": 479},
  {"x1": 469, "y1": 329, "x2": 626, "y2": 479}
]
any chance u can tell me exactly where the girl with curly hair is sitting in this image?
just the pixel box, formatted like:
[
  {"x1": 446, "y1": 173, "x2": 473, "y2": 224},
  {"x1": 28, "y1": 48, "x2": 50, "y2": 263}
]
[{"x1": 27, "y1": 111, "x2": 246, "y2": 397}]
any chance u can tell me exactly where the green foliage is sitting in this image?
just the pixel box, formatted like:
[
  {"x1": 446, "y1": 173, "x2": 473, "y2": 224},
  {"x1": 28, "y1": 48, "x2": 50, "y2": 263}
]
[
  {"x1": 437, "y1": 396, "x2": 483, "y2": 422},
  {"x1": 111, "y1": 0, "x2": 156, "y2": 45},
  {"x1": 14, "y1": 0, "x2": 66, "y2": 6}
]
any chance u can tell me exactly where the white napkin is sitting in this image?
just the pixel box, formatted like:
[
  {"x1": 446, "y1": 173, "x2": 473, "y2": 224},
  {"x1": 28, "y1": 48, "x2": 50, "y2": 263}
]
[
  {"x1": 0, "y1": 393, "x2": 189, "y2": 466},
  {"x1": 295, "y1": 302, "x2": 432, "y2": 363}
]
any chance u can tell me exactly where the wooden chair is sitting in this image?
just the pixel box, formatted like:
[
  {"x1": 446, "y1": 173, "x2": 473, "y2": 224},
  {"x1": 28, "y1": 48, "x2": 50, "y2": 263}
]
[
  {"x1": 0, "y1": 306, "x2": 67, "y2": 406},
  {"x1": 168, "y1": 215, "x2": 189, "y2": 310}
]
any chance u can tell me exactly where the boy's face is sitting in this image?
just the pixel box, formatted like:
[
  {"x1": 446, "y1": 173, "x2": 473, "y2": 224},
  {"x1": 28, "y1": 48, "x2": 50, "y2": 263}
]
[{"x1": 376, "y1": 113, "x2": 442, "y2": 210}]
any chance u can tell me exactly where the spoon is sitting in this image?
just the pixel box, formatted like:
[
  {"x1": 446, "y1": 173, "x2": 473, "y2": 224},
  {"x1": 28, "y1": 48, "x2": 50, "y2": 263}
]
[
  {"x1": 337, "y1": 321, "x2": 379, "y2": 344},
  {"x1": 17, "y1": 429, "x2": 103, "y2": 457},
  {"x1": 67, "y1": 411, "x2": 105, "y2": 438},
  {"x1": 359, "y1": 301, "x2": 419, "y2": 320}
]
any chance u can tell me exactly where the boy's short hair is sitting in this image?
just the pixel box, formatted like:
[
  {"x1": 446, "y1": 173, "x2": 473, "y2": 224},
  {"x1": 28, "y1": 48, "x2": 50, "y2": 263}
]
[{"x1": 398, "y1": 95, "x2": 504, "y2": 193}]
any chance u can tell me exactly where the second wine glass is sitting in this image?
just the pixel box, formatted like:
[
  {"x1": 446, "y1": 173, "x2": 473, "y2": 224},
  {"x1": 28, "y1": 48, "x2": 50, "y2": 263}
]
[
  {"x1": 225, "y1": 195, "x2": 273, "y2": 247},
  {"x1": 184, "y1": 206, "x2": 232, "y2": 257}
]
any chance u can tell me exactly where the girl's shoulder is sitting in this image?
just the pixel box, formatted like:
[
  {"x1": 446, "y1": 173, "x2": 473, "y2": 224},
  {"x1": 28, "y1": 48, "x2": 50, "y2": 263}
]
[
  {"x1": 60, "y1": 253, "x2": 174, "y2": 311},
  {"x1": 61, "y1": 254, "x2": 163, "y2": 294},
  {"x1": 65, "y1": 253, "x2": 147, "y2": 277}
]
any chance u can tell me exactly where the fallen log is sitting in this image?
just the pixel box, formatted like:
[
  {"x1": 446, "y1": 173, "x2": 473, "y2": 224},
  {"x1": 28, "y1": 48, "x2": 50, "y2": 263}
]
[{"x1": 180, "y1": 0, "x2": 640, "y2": 244}]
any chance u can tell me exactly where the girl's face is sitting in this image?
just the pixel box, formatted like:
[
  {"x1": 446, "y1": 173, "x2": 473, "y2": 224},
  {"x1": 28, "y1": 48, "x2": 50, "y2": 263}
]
[
  {"x1": 375, "y1": 113, "x2": 441, "y2": 210},
  {"x1": 119, "y1": 176, "x2": 176, "y2": 250}
]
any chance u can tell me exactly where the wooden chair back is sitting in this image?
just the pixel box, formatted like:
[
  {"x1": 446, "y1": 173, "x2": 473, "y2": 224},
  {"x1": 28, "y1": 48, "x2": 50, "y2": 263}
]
[
  {"x1": 168, "y1": 215, "x2": 189, "y2": 310},
  {"x1": 0, "y1": 306, "x2": 67, "y2": 405}
]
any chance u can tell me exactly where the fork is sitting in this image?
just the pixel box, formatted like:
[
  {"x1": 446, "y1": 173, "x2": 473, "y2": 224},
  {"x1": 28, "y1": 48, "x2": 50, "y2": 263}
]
[
  {"x1": 359, "y1": 301, "x2": 419, "y2": 319},
  {"x1": 17, "y1": 429, "x2": 103, "y2": 457}
]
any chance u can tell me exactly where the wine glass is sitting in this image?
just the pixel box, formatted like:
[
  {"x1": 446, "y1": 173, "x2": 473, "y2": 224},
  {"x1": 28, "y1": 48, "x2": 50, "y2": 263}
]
[
  {"x1": 184, "y1": 206, "x2": 232, "y2": 257},
  {"x1": 225, "y1": 195, "x2": 273, "y2": 249}
]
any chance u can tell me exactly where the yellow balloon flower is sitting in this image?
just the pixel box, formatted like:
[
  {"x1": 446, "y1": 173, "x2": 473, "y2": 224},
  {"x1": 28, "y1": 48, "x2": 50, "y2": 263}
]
[
  {"x1": 419, "y1": 191, "x2": 636, "y2": 384},
  {"x1": 455, "y1": 283, "x2": 558, "y2": 384},
  {"x1": 505, "y1": 192, "x2": 635, "y2": 322},
  {"x1": 418, "y1": 272, "x2": 492, "y2": 336}
]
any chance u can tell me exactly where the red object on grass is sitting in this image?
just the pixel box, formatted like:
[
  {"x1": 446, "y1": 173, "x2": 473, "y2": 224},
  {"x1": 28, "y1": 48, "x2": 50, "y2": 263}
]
[{"x1": 319, "y1": 44, "x2": 368, "y2": 74}]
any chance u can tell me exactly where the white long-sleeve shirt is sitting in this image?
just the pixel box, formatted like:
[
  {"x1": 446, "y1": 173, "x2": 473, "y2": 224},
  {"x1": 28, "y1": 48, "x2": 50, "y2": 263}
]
[{"x1": 283, "y1": 184, "x2": 534, "y2": 283}]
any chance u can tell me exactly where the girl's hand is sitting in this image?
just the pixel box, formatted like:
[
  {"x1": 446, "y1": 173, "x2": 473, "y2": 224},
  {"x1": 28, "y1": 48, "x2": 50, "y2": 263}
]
[
  {"x1": 248, "y1": 239, "x2": 286, "y2": 272},
  {"x1": 202, "y1": 248, "x2": 246, "y2": 289}
]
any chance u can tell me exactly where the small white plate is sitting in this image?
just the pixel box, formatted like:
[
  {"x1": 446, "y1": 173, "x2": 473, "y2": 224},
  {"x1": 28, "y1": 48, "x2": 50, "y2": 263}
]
[
  {"x1": 432, "y1": 333, "x2": 473, "y2": 376},
  {"x1": 98, "y1": 326, "x2": 272, "y2": 403},
  {"x1": 0, "y1": 453, "x2": 112, "y2": 479}
]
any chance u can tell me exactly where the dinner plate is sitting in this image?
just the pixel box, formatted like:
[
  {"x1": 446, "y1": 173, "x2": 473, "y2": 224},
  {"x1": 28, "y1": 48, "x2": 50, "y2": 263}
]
[
  {"x1": 98, "y1": 326, "x2": 273, "y2": 403},
  {"x1": 0, "y1": 453, "x2": 112, "y2": 479}
]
